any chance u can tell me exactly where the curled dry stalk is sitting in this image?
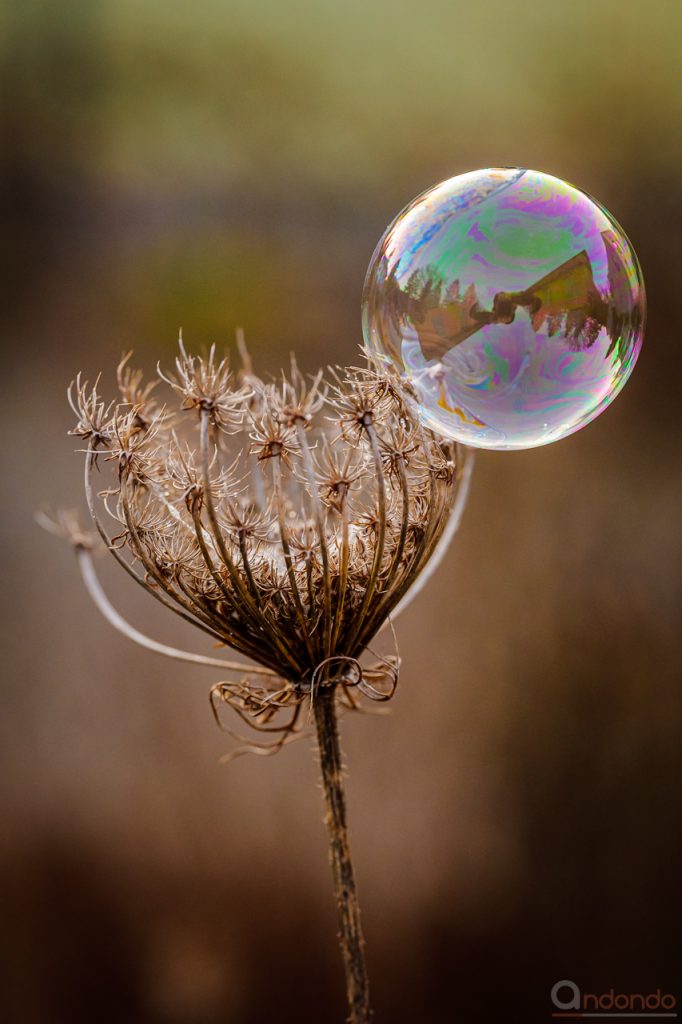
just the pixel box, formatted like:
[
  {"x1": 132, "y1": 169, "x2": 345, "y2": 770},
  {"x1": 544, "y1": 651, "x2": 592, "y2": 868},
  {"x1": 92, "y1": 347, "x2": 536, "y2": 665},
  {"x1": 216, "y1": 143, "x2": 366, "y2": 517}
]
[{"x1": 44, "y1": 339, "x2": 472, "y2": 1023}]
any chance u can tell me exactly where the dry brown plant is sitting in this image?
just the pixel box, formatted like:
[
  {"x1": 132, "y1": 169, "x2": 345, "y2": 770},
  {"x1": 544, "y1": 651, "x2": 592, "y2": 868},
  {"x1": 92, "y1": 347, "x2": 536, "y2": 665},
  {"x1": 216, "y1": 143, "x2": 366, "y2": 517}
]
[{"x1": 44, "y1": 338, "x2": 472, "y2": 1023}]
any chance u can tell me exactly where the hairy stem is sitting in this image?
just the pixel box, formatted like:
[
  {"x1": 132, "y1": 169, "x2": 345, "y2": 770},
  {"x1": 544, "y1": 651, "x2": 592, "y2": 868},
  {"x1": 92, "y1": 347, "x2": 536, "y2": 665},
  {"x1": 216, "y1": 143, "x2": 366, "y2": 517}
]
[{"x1": 314, "y1": 691, "x2": 372, "y2": 1023}]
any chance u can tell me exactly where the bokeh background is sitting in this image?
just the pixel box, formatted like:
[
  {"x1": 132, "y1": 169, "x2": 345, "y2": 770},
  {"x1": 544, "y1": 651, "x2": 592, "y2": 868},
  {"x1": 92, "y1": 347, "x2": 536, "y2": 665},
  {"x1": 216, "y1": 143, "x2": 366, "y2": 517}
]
[{"x1": 2, "y1": 1, "x2": 681, "y2": 1021}]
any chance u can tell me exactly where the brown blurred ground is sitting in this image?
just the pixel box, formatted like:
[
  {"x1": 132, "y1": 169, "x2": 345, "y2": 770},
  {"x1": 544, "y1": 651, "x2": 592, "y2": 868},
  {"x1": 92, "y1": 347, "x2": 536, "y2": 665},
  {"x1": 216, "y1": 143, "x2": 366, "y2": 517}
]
[{"x1": 1, "y1": 1, "x2": 681, "y2": 1021}]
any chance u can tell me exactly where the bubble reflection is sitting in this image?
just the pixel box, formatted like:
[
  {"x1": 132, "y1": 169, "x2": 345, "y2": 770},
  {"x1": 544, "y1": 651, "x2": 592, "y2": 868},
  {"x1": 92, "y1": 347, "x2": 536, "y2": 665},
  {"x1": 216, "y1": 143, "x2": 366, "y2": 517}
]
[{"x1": 362, "y1": 168, "x2": 645, "y2": 449}]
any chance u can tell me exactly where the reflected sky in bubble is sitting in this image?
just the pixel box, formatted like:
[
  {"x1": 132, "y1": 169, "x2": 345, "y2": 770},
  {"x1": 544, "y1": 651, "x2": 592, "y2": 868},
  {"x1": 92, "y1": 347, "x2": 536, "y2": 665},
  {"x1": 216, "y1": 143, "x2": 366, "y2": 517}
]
[{"x1": 362, "y1": 168, "x2": 645, "y2": 449}]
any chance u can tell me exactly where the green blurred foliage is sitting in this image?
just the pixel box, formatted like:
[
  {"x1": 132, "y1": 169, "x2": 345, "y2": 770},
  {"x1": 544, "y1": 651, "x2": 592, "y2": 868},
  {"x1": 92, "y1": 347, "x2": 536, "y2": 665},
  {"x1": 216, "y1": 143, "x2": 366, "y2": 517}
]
[
  {"x1": 5, "y1": 0, "x2": 681, "y2": 189},
  {"x1": 3, "y1": 0, "x2": 681, "y2": 360}
]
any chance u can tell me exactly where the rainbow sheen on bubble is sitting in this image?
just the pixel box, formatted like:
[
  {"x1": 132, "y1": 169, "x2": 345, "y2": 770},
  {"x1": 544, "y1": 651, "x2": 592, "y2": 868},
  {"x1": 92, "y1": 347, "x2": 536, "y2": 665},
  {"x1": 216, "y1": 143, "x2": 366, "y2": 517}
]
[{"x1": 362, "y1": 168, "x2": 645, "y2": 449}]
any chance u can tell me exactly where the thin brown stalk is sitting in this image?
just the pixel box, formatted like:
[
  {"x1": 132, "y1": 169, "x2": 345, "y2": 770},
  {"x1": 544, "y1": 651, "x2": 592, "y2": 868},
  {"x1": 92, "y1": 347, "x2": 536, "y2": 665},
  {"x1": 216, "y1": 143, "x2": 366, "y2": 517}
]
[
  {"x1": 344, "y1": 420, "x2": 387, "y2": 656},
  {"x1": 295, "y1": 421, "x2": 333, "y2": 659},
  {"x1": 331, "y1": 500, "x2": 350, "y2": 652},
  {"x1": 271, "y1": 456, "x2": 317, "y2": 666},
  {"x1": 314, "y1": 690, "x2": 372, "y2": 1024}
]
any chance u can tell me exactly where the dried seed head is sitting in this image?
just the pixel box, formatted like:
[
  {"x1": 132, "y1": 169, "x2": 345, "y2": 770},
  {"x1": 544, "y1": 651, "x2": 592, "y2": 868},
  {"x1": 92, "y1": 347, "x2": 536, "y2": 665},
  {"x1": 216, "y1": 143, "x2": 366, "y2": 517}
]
[
  {"x1": 116, "y1": 351, "x2": 164, "y2": 430},
  {"x1": 249, "y1": 413, "x2": 300, "y2": 464},
  {"x1": 268, "y1": 359, "x2": 326, "y2": 427},
  {"x1": 37, "y1": 508, "x2": 96, "y2": 551},
  {"x1": 158, "y1": 337, "x2": 251, "y2": 431},
  {"x1": 314, "y1": 443, "x2": 367, "y2": 513},
  {"x1": 60, "y1": 339, "x2": 471, "y2": 756},
  {"x1": 67, "y1": 374, "x2": 116, "y2": 451},
  {"x1": 220, "y1": 497, "x2": 274, "y2": 544}
]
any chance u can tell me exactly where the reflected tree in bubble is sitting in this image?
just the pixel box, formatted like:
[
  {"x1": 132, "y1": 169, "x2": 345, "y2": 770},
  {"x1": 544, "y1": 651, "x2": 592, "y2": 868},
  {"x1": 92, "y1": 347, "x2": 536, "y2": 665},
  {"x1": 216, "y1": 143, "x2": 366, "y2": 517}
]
[{"x1": 363, "y1": 168, "x2": 645, "y2": 449}]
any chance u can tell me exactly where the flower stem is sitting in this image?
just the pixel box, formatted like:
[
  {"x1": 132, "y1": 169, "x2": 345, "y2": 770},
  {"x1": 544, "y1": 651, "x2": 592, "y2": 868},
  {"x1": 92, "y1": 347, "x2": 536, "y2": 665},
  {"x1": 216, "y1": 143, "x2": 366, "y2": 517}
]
[{"x1": 313, "y1": 690, "x2": 373, "y2": 1023}]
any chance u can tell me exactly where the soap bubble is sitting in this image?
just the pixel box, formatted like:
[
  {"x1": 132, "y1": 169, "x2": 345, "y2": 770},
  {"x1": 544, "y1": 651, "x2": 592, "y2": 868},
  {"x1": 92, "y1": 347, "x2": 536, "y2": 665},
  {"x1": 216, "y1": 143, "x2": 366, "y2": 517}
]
[{"x1": 362, "y1": 168, "x2": 645, "y2": 449}]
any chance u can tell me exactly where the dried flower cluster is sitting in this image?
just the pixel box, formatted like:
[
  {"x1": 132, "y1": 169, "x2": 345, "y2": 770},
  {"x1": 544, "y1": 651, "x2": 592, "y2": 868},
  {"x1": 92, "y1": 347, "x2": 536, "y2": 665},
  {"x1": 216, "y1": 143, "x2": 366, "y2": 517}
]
[
  {"x1": 47, "y1": 337, "x2": 473, "y2": 1023},
  {"x1": 61, "y1": 341, "x2": 469, "y2": 755}
]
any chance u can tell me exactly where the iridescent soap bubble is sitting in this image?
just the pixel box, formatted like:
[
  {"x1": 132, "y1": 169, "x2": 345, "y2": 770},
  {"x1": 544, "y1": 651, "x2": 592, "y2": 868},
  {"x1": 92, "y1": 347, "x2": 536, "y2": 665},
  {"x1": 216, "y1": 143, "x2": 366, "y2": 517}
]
[{"x1": 362, "y1": 168, "x2": 645, "y2": 449}]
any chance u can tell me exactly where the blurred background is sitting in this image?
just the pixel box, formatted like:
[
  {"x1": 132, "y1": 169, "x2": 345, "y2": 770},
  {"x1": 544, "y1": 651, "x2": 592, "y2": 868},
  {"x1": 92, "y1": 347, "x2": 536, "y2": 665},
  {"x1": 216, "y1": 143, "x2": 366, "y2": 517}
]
[{"x1": 2, "y1": 1, "x2": 681, "y2": 1021}]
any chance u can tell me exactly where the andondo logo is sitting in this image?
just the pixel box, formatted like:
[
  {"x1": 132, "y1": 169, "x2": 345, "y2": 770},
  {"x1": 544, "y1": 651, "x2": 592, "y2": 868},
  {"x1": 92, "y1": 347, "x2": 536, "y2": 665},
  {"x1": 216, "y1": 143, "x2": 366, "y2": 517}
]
[{"x1": 551, "y1": 980, "x2": 677, "y2": 1019}]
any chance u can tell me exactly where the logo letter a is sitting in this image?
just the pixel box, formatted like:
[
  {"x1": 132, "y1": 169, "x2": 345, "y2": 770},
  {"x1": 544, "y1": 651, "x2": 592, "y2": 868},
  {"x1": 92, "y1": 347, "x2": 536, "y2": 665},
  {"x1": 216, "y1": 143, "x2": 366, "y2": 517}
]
[{"x1": 551, "y1": 980, "x2": 580, "y2": 1010}]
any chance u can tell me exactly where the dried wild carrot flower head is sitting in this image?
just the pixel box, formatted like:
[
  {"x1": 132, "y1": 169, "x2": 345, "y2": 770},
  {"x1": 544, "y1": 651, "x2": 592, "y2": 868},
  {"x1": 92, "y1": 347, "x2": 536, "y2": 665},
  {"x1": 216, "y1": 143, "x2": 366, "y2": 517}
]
[
  {"x1": 49, "y1": 337, "x2": 472, "y2": 1023},
  {"x1": 59, "y1": 340, "x2": 471, "y2": 755}
]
